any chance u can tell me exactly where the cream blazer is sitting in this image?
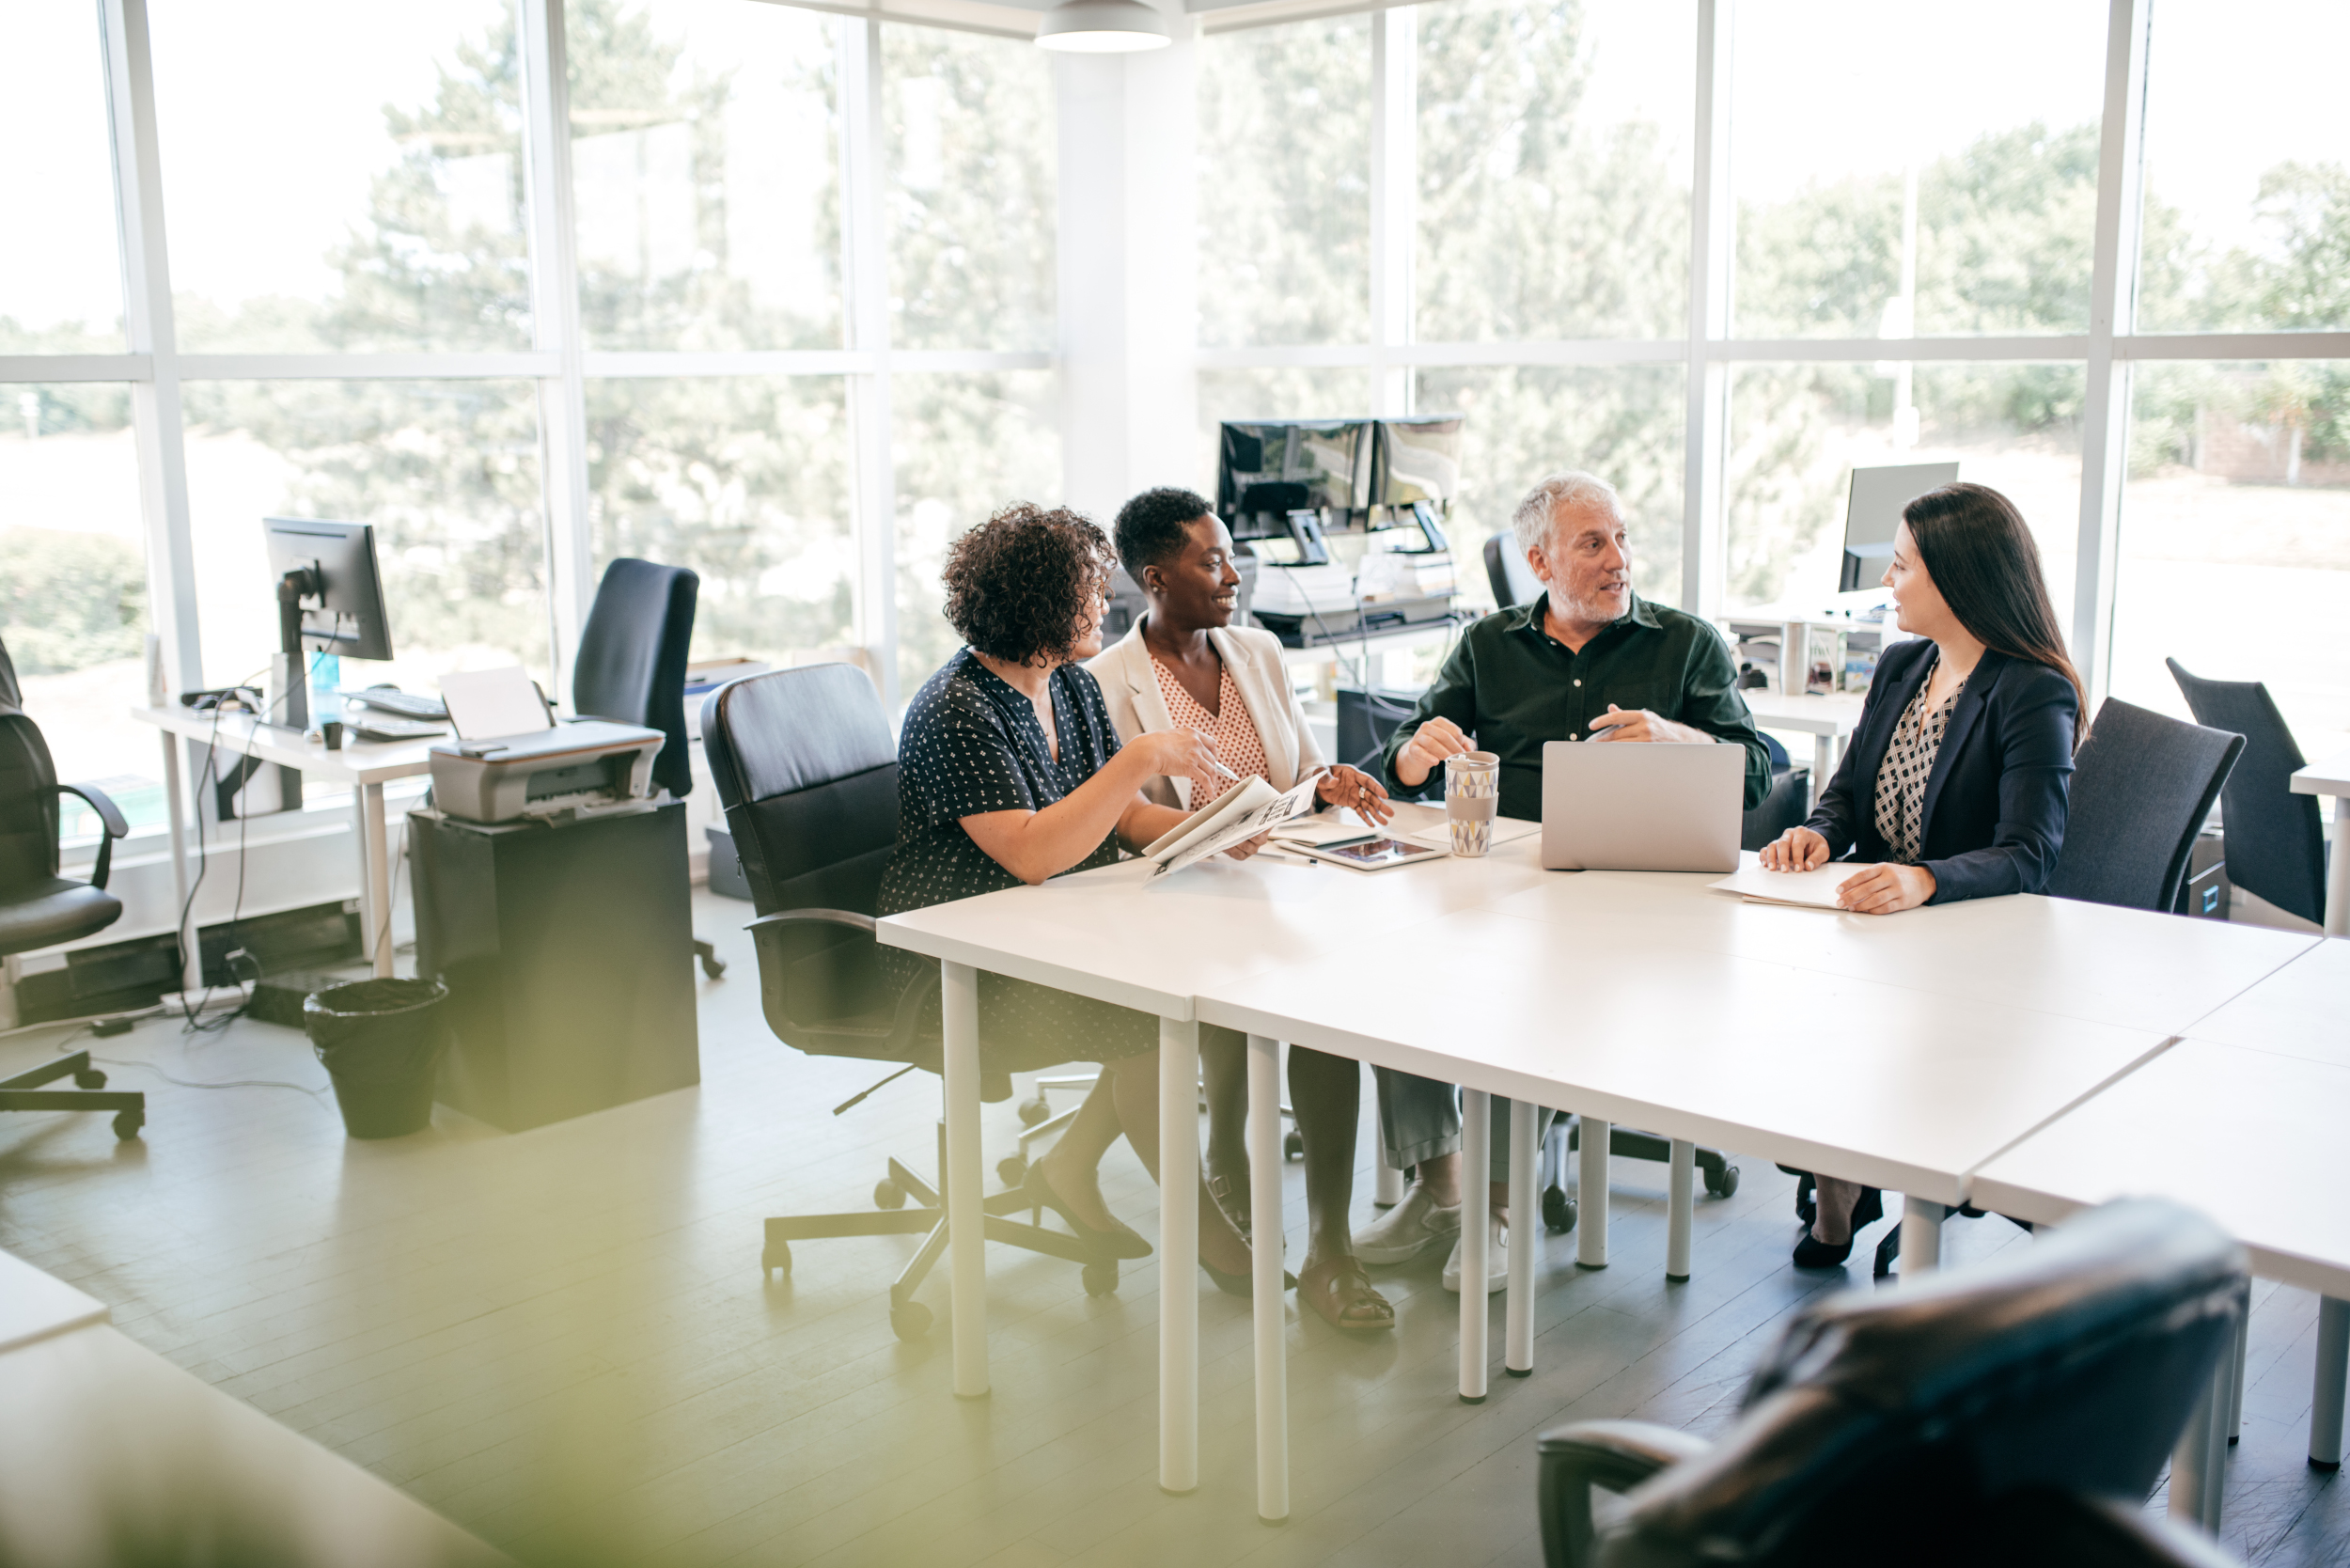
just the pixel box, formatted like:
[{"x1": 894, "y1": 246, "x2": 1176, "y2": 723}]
[{"x1": 1085, "y1": 619, "x2": 1328, "y2": 810}]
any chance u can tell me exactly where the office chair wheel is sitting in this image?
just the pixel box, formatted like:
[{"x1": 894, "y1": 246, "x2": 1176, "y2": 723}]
[
  {"x1": 112, "y1": 1109, "x2": 144, "y2": 1141},
  {"x1": 1017, "y1": 1095, "x2": 1050, "y2": 1128},
  {"x1": 1542, "y1": 1185, "x2": 1577, "y2": 1234},
  {"x1": 875, "y1": 1179, "x2": 907, "y2": 1209},
  {"x1": 699, "y1": 952, "x2": 727, "y2": 980},
  {"x1": 995, "y1": 1154, "x2": 1026, "y2": 1189},
  {"x1": 1283, "y1": 1131, "x2": 1304, "y2": 1161},
  {"x1": 1081, "y1": 1261, "x2": 1119, "y2": 1297},
  {"x1": 75, "y1": 1068, "x2": 107, "y2": 1090},
  {"x1": 1706, "y1": 1163, "x2": 1741, "y2": 1199},
  {"x1": 890, "y1": 1301, "x2": 932, "y2": 1341},
  {"x1": 763, "y1": 1243, "x2": 791, "y2": 1276}
]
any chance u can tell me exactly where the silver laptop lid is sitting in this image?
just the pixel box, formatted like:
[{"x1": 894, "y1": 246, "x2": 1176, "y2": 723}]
[{"x1": 1540, "y1": 741, "x2": 1744, "y2": 872}]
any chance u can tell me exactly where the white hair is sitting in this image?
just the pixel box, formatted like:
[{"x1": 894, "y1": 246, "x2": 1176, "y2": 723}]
[{"x1": 1510, "y1": 471, "x2": 1622, "y2": 560}]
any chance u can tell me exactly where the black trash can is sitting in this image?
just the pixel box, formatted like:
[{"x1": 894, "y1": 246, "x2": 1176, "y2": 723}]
[{"x1": 305, "y1": 978, "x2": 451, "y2": 1139}]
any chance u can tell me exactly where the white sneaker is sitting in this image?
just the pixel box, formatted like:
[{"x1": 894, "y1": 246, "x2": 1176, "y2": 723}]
[
  {"x1": 1352, "y1": 1185, "x2": 1463, "y2": 1264},
  {"x1": 1442, "y1": 1215, "x2": 1510, "y2": 1294}
]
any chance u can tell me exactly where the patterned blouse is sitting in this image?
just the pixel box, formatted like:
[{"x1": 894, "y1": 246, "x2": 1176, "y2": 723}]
[
  {"x1": 1150, "y1": 659, "x2": 1271, "y2": 809},
  {"x1": 1872, "y1": 659, "x2": 1966, "y2": 865}
]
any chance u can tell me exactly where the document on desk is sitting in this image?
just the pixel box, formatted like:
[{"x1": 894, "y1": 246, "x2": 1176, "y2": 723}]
[
  {"x1": 1385, "y1": 800, "x2": 1541, "y2": 851},
  {"x1": 1708, "y1": 859, "x2": 1877, "y2": 909},
  {"x1": 1141, "y1": 773, "x2": 1323, "y2": 880}
]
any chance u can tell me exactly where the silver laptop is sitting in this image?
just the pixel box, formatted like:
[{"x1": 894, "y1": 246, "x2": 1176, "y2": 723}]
[{"x1": 1540, "y1": 741, "x2": 1745, "y2": 872}]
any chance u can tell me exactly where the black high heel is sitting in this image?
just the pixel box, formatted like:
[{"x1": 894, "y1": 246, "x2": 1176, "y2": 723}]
[
  {"x1": 1792, "y1": 1186, "x2": 1882, "y2": 1270},
  {"x1": 1024, "y1": 1159, "x2": 1152, "y2": 1260},
  {"x1": 1207, "y1": 1169, "x2": 1252, "y2": 1242}
]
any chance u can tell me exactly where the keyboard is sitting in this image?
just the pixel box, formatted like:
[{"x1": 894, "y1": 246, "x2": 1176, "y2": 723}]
[
  {"x1": 346, "y1": 688, "x2": 448, "y2": 720},
  {"x1": 347, "y1": 715, "x2": 446, "y2": 742}
]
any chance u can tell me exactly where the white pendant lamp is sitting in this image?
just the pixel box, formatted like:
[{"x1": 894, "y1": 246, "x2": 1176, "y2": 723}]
[{"x1": 1034, "y1": 0, "x2": 1172, "y2": 53}]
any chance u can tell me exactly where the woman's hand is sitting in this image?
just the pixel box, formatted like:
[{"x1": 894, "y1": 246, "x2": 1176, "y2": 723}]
[
  {"x1": 1128, "y1": 728, "x2": 1231, "y2": 783},
  {"x1": 1315, "y1": 764, "x2": 1393, "y2": 824},
  {"x1": 1760, "y1": 826, "x2": 1830, "y2": 871},
  {"x1": 1835, "y1": 862, "x2": 1936, "y2": 915},
  {"x1": 1393, "y1": 715, "x2": 1472, "y2": 787}
]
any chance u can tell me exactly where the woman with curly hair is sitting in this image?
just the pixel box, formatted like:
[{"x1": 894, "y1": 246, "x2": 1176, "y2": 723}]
[{"x1": 879, "y1": 501, "x2": 1272, "y2": 1293}]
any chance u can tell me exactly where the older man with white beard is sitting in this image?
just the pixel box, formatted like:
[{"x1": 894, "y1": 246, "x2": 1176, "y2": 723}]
[{"x1": 1352, "y1": 470, "x2": 1772, "y2": 1294}]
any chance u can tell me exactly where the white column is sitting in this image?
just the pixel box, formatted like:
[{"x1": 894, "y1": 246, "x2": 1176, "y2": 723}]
[
  {"x1": 1159, "y1": 1014, "x2": 1201, "y2": 1492},
  {"x1": 1459, "y1": 1088, "x2": 1489, "y2": 1403},
  {"x1": 1246, "y1": 1033, "x2": 1289, "y2": 1523},
  {"x1": 1679, "y1": 0, "x2": 1734, "y2": 619},
  {"x1": 518, "y1": 0, "x2": 594, "y2": 695},
  {"x1": 1504, "y1": 1098, "x2": 1536, "y2": 1376},
  {"x1": 1368, "y1": 7, "x2": 1416, "y2": 417},
  {"x1": 840, "y1": 18, "x2": 899, "y2": 705},
  {"x1": 2072, "y1": 0, "x2": 2151, "y2": 705},
  {"x1": 940, "y1": 961, "x2": 989, "y2": 1399}
]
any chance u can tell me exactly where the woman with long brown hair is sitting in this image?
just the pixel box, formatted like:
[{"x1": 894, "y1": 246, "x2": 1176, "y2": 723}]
[{"x1": 1759, "y1": 480, "x2": 2082, "y2": 1267}]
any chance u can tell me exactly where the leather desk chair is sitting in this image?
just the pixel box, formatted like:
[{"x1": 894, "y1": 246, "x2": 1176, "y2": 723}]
[
  {"x1": 1539, "y1": 1197, "x2": 2249, "y2": 1568},
  {"x1": 2168, "y1": 658, "x2": 2329, "y2": 927},
  {"x1": 0, "y1": 635, "x2": 145, "y2": 1140},
  {"x1": 701, "y1": 664, "x2": 1120, "y2": 1340},
  {"x1": 572, "y1": 557, "x2": 726, "y2": 980}
]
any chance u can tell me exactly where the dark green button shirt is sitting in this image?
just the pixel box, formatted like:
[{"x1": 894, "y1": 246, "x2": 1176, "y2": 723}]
[{"x1": 1378, "y1": 591, "x2": 1772, "y2": 822}]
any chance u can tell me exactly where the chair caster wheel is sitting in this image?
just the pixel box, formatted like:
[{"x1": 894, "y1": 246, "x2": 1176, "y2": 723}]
[
  {"x1": 699, "y1": 954, "x2": 728, "y2": 980},
  {"x1": 1283, "y1": 1131, "x2": 1304, "y2": 1161},
  {"x1": 995, "y1": 1154, "x2": 1027, "y2": 1189},
  {"x1": 1081, "y1": 1262, "x2": 1119, "y2": 1296},
  {"x1": 875, "y1": 1179, "x2": 906, "y2": 1209},
  {"x1": 1542, "y1": 1185, "x2": 1576, "y2": 1234},
  {"x1": 763, "y1": 1243, "x2": 791, "y2": 1276},
  {"x1": 111, "y1": 1109, "x2": 144, "y2": 1141},
  {"x1": 1017, "y1": 1095, "x2": 1050, "y2": 1127},
  {"x1": 890, "y1": 1301, "x2": 932, "y2": 1340},
  {"x1": 75, "y1": 1069, "x2": 106, "y2": 1090},
  {"x1": 1706, "y1": 1163, "x2": 1740, "y2": 1199}
]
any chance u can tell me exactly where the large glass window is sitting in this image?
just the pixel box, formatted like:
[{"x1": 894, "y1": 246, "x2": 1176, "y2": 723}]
[
  {"x1": 1727, "y1": 363, "x2": 2085, "y2": 614},
  {"x1": 149, "y1": 0, "x2": 531, "y2": 353},
  {"x1": 2113, "y1": 361, "x2": 2350, "y2": 760},
  {"x1": 1416, "y1": 0, "x2": 1692, "y2": 342},
  {"x1": 567, "y1": 0, "x2": 843, "y2": 352},
  {"x1": 2136, "y1": 0, "x2": 2350, "y2": 335},
  {"x1": 1196, "y1": 16, "x2": 1372, "y2": 349},
  {"x1": 586, "y1": 375, "x2": 854, "y2": 666},
  {"x1": 0, "y1": 5, "x2": 123, "y2": 355},
  {"x1": 1731, "y1": 0, "x2": 2107, "y2": 339},
  {"x1": 883, "y1": 28, "x2": 1057, "y2": 353},
  {"x1": 180, "y1": 380, "x2": 548, "y2": 699}
]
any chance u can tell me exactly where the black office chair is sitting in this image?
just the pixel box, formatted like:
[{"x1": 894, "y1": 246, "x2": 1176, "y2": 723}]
[
  {"x1": 1481, "y1": 532, "x2": 1543, "y2": 610},
  {"x1": 701, "y1": 664, "x2": 1121, "y2": 1340},
  {"x1": 1869, "y1": 698, "x2": 2244, "y2": 1276},
  {"x1": 0, "y1": 635, "x2": 146, "y2": 1140},
  {"x1": 572, "y1": 557, "x2": 725, "y2": 980},
  {"x1": 1538, "y1": 1197, "x2": 2248, "y2": 1568},
  {"x1": 1741, "y1": 731, "x2": 1810, "y2": 852},
  {"x1": 2168, "y1": 657, "x2": 2329, "y2": 927}
]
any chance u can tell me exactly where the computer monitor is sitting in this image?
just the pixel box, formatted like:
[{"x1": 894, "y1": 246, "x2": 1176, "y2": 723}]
[
  {"x1": 1840, "y1": 463, "x2": 1959, "y2": 592},
  {"x1": 263, "y1": 518, "x2": 394, "y2": 662},
  {"x1": 1215, "y1": 419, "x2": 1374, "y2": 526}
]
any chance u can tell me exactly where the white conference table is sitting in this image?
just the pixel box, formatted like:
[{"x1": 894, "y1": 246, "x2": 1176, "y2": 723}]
[
  {"x1": 132, "y1": 704, "x2": 442, "y2": 984},
  {"x1": 1741, "y1": 689, "x2": 1866, "y2": 807},
  {"x1": 2292, "y1": 748, "x2": 2350, "y2": 935}
]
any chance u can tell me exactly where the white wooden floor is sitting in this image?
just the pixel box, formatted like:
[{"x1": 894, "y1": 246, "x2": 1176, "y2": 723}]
[{"x1": 1, "y1": 890, "x2": 2342, "y2": 1567}]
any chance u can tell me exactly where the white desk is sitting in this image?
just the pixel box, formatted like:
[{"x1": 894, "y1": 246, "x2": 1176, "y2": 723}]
[
  {"x1": 132, "y1": 705, "x2": 442, "y2": 984},
  {"x1": 0, "y1": 1247, "x2": 108, "y2": 1356},
  {"x1": 1740, "y1": 690, "x2": 1866, "y2": 808},
  {"x1": 2185, "y1": 939, "x2": 2350, "y2": 1068},
  {"x1": 2292, "y1": 749, "x2": 2350, "y2": 935}
]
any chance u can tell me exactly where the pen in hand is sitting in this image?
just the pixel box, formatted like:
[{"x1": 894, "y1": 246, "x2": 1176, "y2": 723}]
[{"x1": 1192, "y1": 729, "x2": 1239, "y2": 781}]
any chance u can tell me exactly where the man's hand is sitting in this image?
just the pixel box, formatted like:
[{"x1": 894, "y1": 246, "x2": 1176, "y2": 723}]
[
  {"x1": 1836, "y1": 862, "x2": 1936, "y2": 915},
  {"x1": 1588, "y1": 703, "x2": 1708, "y2": 745},
  {"x1": 1315, "y1": 764, "x2": 1394, "y2": 824},
  {"x1": 1393, "y1": 715, "x2": 1473, "y2": 787},
  {"x1": 1760, "y1": 826, "x2": 1830, "y2": 871}
]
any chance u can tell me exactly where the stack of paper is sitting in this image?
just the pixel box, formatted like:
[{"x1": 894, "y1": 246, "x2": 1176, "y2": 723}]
[{"x1": 1706, "y1": 859, "x2": 1877, "y2": 910}]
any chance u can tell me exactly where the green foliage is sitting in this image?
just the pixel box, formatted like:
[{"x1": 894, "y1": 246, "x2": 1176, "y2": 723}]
[{"x1": 0, "y1": 527, "x2": 147, "y2": 673}]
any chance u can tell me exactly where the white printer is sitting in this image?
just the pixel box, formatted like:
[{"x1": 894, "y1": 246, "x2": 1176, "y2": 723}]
[{"x1": 426, "y1": 666, "x2": 666, "y2": 824}]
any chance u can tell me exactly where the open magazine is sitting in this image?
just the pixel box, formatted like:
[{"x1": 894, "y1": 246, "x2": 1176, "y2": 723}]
[{"x1": 1140, "y1": 772, "x2": 1324, "y2": 881}]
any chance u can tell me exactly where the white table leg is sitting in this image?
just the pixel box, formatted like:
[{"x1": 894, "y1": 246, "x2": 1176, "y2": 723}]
[
  {"x1": 2311, "y1": 1296, "x2": 2348, "y2": 1469},
  {"x1": 1460, "y1": 1088, "x2": 1489, "y2": 1403},
  {"x1": 2326, "y1": 797, "x2": 2349, "y2": 937},
  {"x1": 941, "y1": 961, "x2": 988, "y2": 1400},
  {"x1": 1576, "y1": 1116, "x2": 1609, "y2": 1269},
  {"x1": 358, "y1": 780, "x2": 393, "y2": 978},
  {"x1": 1505, "y1": 1099, "x2": 1536, "y2": 1377},
  {"x1": 1810, "y1": 734, "x2": 1834, "y2": 810},
  {"x1": 1900, "y1": 1197, "x2": 1944, "y2": 1274},
  {"x1": 1160, "y1": 1015, "x2": 1199, "y2": 1493},
  {"x1": 1246, "y1": 1034, "x2": 1288, "y2": 1522},
  {"x1": 1667, "y1": 1138, "x2": 1695, "y2": 1282},
  {"x1": 160, "y1": 729, "x2": 199, "y2": 994}
]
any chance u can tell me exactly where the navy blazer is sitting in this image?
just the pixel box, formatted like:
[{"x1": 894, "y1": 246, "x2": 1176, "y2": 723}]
[{"x1": 1805, "y1": 639, "x2": 2078, "y2": 903}]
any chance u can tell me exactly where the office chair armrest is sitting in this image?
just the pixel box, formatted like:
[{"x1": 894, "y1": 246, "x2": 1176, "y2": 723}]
[
  {"x1": 1536, "y1": 1420, "x2": 1712, "y2": 1568},
  {"x1": 55, "y1": 781, "x2": 131, "y2": 890},
  {"x1": 744, "y1": 907, "x2": 876, "y2": 936}
]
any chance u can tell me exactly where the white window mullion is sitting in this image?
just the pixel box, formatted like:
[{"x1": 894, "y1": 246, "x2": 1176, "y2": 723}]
[
  {"x1": 1681, "y1": 0, "x2": 1734, "y2": 619},
  {"x1": 1368, "y1": 7, "x2": 1415, "y2": 417},
  {"x1": 840, "y1": 17, "x2": 900, "y2": 706}
]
